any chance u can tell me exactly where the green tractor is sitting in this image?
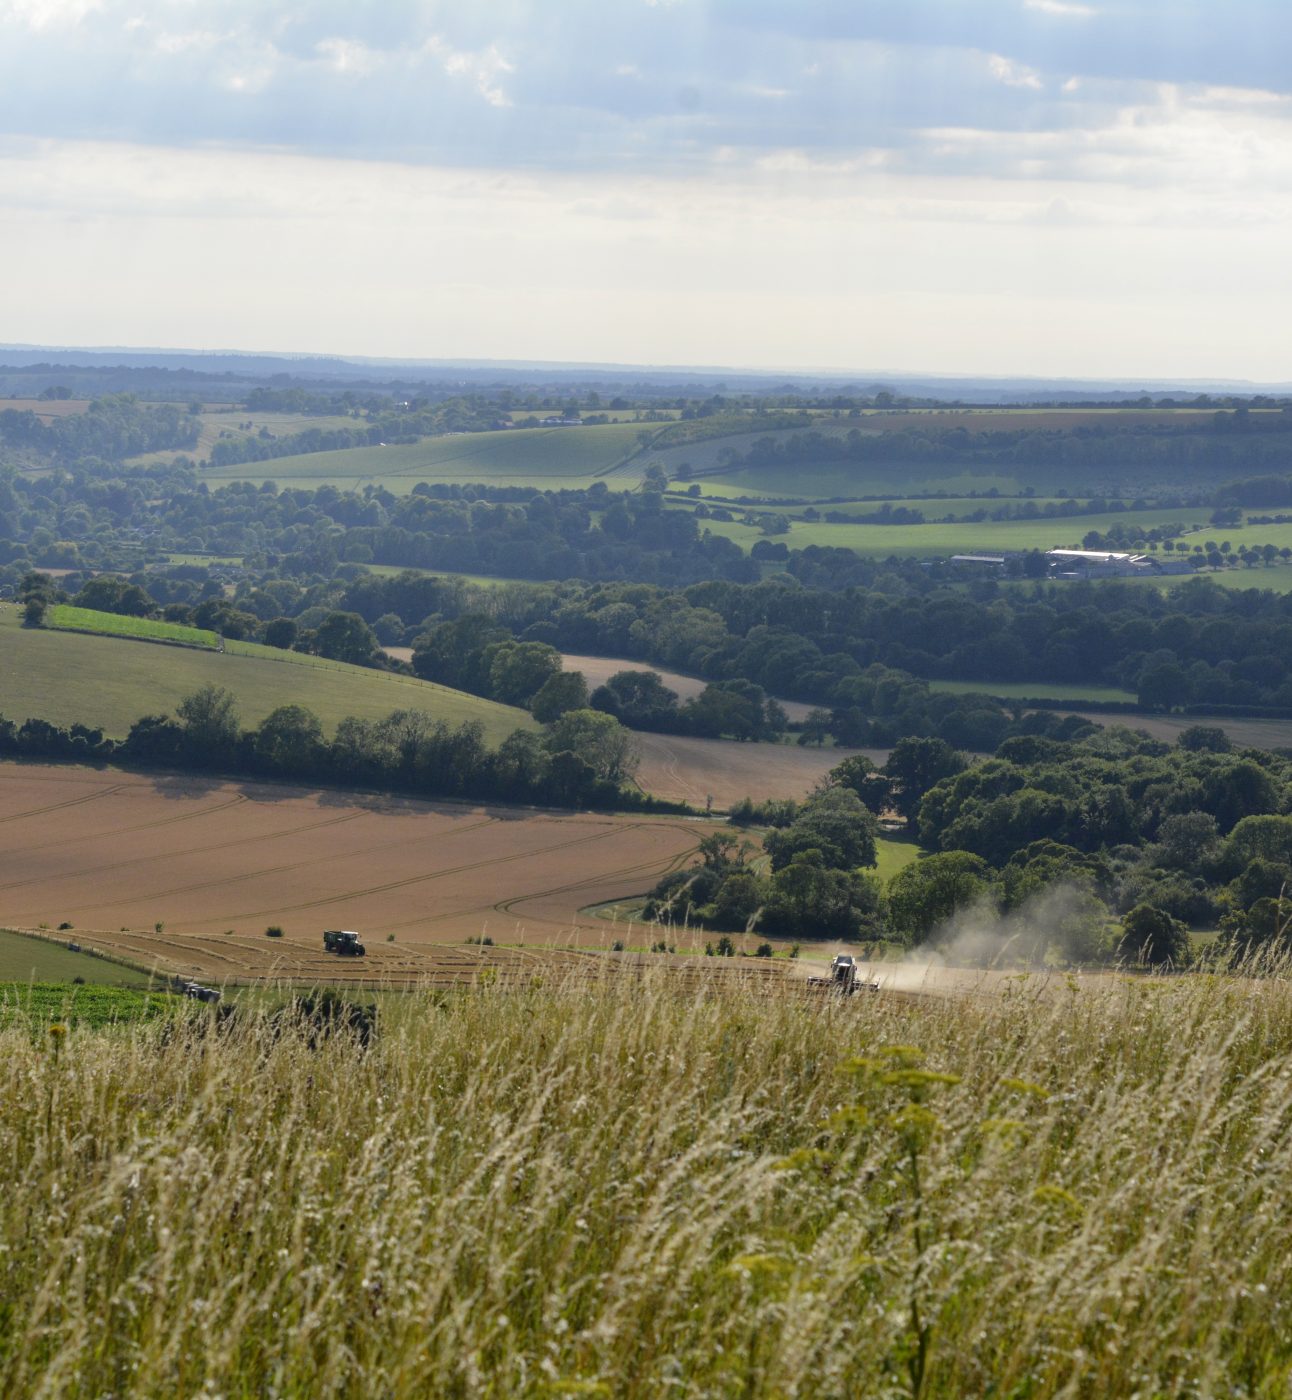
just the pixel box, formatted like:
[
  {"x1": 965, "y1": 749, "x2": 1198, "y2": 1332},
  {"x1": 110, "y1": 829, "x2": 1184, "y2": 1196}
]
[{"x1": 323, "y1": 929, "x2": 366, "y2": 958}]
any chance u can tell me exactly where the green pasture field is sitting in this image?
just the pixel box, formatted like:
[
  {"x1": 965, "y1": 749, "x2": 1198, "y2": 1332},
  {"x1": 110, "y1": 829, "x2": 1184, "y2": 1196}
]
[
  {"x1": 0, "y1": 608, "x2": 532, "y2": 742},
  {"x1": 506, "y1": 409, "x2": 681, "y2": 424},
  {"x1": 201, "y1": 422, "x2": 655, "y2": 491},
  {"x1": 0, "y1": 929, "x2": 154, "y2": 988},
  {"x1": 691, "y1": 506, "x2": 1211, "y2": 558},
  {"x1": 679, "y1": 486, "x2": 1079, "y2": 512},
  {"x1": 872, "y1": 832, "x2": 922, "y2": 884},
  {"x1": 929, "y1": 679, "x2": 1139, "y2": 703},
  {"x1": 47, "y1": 604, "x2": 219, "y2": 648},
  {"x1": 126, "y1": 410, "x2": 361, "y2": 466},
  {"x1": 707, "y1": 461, "x2": 1030, "y2": 498},
  {"x1": 1106, "y1": 565, "x2": 1292, "y2": 596},
  {"x1": 362, "y1": 564, "x2": 513, "y2": 588}
]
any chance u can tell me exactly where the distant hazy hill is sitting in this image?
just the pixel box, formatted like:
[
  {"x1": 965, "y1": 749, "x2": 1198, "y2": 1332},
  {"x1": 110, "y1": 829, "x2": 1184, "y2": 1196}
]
[{"x1": 3, "y1": 343, "x2": 1290, "y2": 402}]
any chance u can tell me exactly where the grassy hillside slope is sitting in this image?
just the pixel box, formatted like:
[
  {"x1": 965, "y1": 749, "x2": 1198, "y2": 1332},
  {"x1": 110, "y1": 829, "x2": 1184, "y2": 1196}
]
[
  {"x1": 0, "y1": 609, "x2": 532, "y2": 742},
  {"x1": 201, "y1": 422, "x2": 652, "y2": 491},
  {"x1": 0, "y1": 929, "x2": 154, "y2": 988}
]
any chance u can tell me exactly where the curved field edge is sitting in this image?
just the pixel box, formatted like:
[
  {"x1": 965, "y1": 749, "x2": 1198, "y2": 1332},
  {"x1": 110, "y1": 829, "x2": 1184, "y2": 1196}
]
[{"x1": 0, "y1": 607, "x2": 531, "y2": 742}]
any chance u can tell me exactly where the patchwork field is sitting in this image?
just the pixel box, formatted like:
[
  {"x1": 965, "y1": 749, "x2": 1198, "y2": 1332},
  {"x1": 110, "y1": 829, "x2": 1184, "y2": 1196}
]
[
  {"x1": 690, "y1": 506, "x2": 1214, "y2": 558},
  {"x1": 560, "y1": 652, "x2": 816, "y2": 721},
  {"x1": 201, "y1": 422, "x2": 654, "y2": 491},
  {"x1": 0, "y1": 607, "x2": 531, "y2": 742},
  {"x1": 0, "y1": 397, "x2": 92, "y2": 422},
  {"x1": 1052, "y1": 711, "x2": 1292, "y2": 752},
  {"x1": 0, "y1": 764, "x2": 717, "y2": 983},
  {"x1": 125, "y1": 409, "x2": 362, "y2": 466}
]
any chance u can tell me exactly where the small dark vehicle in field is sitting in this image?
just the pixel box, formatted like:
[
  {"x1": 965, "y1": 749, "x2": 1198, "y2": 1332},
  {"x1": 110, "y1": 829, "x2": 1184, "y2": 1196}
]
[
  {"x1": 323, "y1": 929, "x2": 366, "y2": 957},
  {"x1": 807, "y1": 954, "x2": 878, "y2": 995}
]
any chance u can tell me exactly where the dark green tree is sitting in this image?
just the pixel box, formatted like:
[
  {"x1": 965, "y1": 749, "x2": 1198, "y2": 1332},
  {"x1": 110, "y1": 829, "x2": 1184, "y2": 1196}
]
[
  {"x1": 530, "y1": 670, "x2": 590, "y2": 724},
  {"x1": 1116, "y1": 903, "x2": 1191, "y2": 967},
  {"x1": 313, "y1": 611, "x2": 378, "y2": 666}
]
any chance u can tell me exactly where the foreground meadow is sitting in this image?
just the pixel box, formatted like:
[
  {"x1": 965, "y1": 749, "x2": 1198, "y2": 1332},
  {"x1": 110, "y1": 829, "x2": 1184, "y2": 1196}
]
[{"x1": 4, "y1": 967, "x2": 1292, "y2": 1396}]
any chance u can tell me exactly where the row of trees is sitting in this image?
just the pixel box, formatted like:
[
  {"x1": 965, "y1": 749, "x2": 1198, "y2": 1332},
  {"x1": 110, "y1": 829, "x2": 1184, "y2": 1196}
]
[{"x1": 0, "y1": 686, "x2": 662, "y2": 813}]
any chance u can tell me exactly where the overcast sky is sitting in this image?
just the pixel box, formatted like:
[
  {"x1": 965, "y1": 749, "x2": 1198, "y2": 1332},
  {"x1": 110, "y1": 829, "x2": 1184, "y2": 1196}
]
[{"x1": 2, "y1": 0, "x2": 1288, "y2": 379}]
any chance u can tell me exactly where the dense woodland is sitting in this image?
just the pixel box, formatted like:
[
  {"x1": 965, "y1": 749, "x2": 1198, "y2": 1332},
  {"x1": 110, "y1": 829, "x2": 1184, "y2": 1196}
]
[{"x1": 646, "y1": 723, "x2": 1292, "y2": 962}]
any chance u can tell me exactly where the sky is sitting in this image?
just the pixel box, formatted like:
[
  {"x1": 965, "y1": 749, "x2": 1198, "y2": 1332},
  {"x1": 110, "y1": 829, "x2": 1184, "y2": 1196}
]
[{"x1": 1, "y1": 0, "x2": 1289, "y2": 380}]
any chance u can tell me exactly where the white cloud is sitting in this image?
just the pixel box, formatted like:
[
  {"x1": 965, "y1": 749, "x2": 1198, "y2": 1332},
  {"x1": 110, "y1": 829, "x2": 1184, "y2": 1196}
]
[
  {"x1": 422, "y1": 36, "x2": 515, "y2": 108},
  {"x1": 987, "y1": 54, "x2": 1043, "y2": 90},
  {"x1": 1023, "y1": 0, "x2": 1097, "y2": 17},
  {"x1": 153, "y1": 29, "x2": 221, "y2": 56},
  {"x1": 0, "y1": 0, "x2": 100, "y2": 28},
  {"x1": 315, "y1": 38, "x2": 380, "y2": 78},
  {"x1": 1, "y1": 135, "x2": 1290, "y2": 380}
]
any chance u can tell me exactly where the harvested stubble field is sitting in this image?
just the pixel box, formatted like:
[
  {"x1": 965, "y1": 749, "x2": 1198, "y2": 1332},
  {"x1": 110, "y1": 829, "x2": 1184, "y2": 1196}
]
[
  {"x1": 633, "y1": 731, "x2": 884, "y2": 807},
  {"x1": 0, "y1": 396, "x2": 91, "y2": 421},
  {"x1": 4, "y1": 961, "x2": 1292, "y2": 1393},
  {"x1": 0, "y1": 764, "x2": 719, "y2": 983}
]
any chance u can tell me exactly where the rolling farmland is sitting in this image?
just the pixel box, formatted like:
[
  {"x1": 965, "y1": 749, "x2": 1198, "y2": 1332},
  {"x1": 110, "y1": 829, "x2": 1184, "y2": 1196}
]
[
  {"x1": 125, "y1": 409, "x2": 362, "y2": 466},
  {"x1": 201, "y1": 422, "x2": 653, "y2": 490},
  {"x1": 560, "y1": 652, "x2": 816, "y2": 721},
  {"x1": 690, "y1": 505, "x2": 1215, "y2": 558},
  {"x1": 0, "y1": 765, "x2": 718, "y2": 983},
  {"x1": 0, "y1": 607, "x2": 531, "y2": 741},
  {"x1": 633, "y1": 732, "x2": 883, "y2": 806},
  {"x1": 47, "y1": 605, "x2": 220, "y2": 648}
]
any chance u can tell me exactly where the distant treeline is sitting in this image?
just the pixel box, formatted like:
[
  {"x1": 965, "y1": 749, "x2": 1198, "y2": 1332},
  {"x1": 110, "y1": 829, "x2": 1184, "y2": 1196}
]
[{"x1": 0, "y1": 395, "x2": 199, "y2": 463}]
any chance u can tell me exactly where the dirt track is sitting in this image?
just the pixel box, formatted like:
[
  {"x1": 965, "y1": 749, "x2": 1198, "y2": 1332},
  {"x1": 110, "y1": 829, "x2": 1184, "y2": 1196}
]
[{"x1": 0, "y1": 763, "x2": 721, "y2": 983}]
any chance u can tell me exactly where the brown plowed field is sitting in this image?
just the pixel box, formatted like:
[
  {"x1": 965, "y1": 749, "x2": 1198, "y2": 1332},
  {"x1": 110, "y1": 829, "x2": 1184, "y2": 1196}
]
[{"x1": 0, "y1": 763, "x2": 724, "y2": 985}]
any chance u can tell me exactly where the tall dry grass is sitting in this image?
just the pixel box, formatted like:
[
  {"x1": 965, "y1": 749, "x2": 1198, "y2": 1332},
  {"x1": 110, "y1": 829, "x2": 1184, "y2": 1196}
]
[{"x1": 4, "y1": 966, "x2": 1292, "y2": 1396}]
